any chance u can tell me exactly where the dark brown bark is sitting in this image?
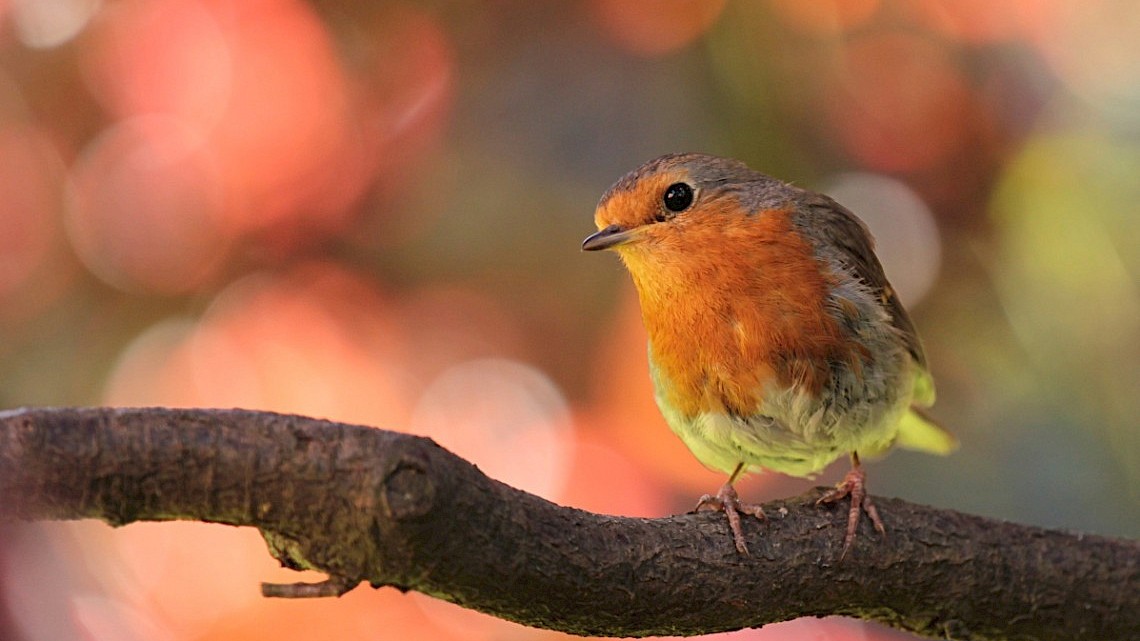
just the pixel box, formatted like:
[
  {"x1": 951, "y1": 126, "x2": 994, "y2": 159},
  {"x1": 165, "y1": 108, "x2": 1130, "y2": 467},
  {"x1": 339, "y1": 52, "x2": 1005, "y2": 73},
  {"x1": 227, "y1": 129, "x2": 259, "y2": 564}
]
[{"x1": 0, "y1": 406, "x2": 1136, "y2": 640}]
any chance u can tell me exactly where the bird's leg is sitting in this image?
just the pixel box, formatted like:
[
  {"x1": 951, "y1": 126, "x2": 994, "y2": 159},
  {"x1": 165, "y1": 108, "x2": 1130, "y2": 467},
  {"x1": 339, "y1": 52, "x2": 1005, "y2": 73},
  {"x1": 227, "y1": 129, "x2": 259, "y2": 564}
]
[
  {"x1": 692, "y1": 462, "x2": 766, "y2": 555},
  {"x1": 816, "y1": 451, "x2": 885, "y2": 559}
]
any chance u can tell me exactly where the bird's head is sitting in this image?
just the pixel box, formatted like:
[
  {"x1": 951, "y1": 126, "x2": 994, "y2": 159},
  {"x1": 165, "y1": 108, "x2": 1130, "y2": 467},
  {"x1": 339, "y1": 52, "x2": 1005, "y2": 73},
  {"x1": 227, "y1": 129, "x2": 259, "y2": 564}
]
[{"x1": 583, "y1": 153, "x2": 798, "y2": 280}]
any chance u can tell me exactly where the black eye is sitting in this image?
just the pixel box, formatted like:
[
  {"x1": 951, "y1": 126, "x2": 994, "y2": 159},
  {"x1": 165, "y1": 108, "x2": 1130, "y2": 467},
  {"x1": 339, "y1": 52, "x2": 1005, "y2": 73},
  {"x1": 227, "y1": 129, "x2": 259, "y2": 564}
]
[{"x1": 662, "y1": 182, "x2": 694, "y2": 213}]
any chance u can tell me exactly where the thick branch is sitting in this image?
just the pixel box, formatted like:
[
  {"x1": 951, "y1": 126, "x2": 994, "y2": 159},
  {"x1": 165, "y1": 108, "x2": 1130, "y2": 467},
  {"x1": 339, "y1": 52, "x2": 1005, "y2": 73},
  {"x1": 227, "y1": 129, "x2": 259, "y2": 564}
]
[{"x1": 0, "y1": 407, "x2": 1136, "y2": 640}]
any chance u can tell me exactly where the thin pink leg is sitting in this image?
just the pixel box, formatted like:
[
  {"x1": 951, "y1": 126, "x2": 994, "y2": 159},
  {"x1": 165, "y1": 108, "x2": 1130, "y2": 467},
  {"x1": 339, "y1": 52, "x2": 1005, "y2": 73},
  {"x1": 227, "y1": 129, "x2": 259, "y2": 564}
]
[
  {"x1": 816, "y1": 452, "x2": 885, "y2": 559},
  {"x1": 693, "y1": 463, "x2": 766, "y2": 554}
]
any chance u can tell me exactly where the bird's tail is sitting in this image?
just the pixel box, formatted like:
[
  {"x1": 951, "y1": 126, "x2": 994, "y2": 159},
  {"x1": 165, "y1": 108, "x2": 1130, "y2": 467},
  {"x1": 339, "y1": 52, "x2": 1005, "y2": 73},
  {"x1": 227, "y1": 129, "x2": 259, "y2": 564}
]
[{"x1": 895, "y1": 406, "x2": 958, "y2": 455}]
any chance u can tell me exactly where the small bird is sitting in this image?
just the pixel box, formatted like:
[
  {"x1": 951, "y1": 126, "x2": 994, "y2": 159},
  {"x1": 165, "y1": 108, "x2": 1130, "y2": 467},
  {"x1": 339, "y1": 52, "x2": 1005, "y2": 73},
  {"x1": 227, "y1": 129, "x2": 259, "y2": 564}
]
[{"x1": 583, "y1": 153, "x2": 956, "y2": 557}]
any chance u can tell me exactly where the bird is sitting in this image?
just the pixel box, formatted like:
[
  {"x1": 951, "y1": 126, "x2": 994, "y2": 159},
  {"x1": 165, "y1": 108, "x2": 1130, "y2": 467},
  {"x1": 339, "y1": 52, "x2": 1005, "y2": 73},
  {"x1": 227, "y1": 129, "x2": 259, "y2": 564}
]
[{"x1": 583, "y1": 152, "x2": 956, "y2": 557}]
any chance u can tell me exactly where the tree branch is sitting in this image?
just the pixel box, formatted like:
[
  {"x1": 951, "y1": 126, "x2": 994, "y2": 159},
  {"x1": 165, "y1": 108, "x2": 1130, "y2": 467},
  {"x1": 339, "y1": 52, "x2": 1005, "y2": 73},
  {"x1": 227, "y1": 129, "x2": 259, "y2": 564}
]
[{"x1": 0, "y1": 407, "x2": 1136, "y2": 640}]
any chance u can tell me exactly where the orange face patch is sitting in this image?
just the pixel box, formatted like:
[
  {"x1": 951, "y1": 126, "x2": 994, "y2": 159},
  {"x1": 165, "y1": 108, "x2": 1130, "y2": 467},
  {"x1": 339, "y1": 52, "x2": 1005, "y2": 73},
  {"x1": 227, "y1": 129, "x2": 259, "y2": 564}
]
[{"x1": 594, "y1": 170, "x2": 691, "y2": 233}]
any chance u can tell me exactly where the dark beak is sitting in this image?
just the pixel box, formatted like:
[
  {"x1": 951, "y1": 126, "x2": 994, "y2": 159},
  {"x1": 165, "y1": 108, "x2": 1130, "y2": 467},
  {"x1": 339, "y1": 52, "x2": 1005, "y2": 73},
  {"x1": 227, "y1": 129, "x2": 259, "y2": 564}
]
[{"x1": 582, "y1": 224, "x2": 634, "y2": 251}]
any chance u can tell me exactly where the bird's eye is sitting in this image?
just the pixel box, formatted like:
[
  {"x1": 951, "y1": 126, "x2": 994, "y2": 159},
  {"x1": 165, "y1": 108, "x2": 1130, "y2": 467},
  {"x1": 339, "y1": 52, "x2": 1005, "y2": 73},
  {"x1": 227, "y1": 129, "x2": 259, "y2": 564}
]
[{"x1": 662, "y1": 182, "x2": 694, "y2": 213}]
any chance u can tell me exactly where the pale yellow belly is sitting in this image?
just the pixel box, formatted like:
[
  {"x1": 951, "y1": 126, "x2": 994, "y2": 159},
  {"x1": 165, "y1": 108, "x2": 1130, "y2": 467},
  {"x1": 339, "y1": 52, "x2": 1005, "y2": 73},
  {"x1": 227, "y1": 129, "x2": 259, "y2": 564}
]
[{"x1": 655, "y1": 378, "x2": 910, "y2": 478}]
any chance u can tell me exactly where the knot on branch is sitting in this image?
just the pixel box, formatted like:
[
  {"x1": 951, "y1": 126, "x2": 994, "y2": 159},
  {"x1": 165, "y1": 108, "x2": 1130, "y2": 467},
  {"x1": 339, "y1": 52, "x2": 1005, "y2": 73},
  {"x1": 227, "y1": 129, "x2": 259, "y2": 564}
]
[{"x1": 382, "y1": 456, "x2": 434, "y2": 520}]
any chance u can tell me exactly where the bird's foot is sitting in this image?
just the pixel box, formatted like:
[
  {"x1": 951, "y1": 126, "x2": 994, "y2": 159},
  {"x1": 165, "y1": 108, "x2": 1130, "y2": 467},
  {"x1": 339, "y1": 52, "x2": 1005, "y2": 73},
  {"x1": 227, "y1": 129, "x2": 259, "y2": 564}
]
[
  {"x1": 816, "y1": 464, "x2": 885, "y2": 560},
  {"x1": 693, "y1": 481, "x2": 766, "y2": 555}
]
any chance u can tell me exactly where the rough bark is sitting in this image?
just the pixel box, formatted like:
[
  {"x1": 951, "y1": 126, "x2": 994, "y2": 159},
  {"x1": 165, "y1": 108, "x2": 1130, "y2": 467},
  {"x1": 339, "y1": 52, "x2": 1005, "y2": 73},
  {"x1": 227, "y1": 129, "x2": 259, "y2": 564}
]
[{"x1": 0, "y1": 406, "x2": 1136, "y2": 640}]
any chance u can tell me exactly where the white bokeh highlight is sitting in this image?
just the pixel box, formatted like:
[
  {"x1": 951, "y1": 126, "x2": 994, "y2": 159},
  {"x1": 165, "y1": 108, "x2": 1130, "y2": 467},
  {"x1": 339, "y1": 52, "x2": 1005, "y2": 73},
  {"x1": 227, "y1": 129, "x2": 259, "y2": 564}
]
[{"x1": 823, "y1": 172, "x2": 942, "y2": 307}]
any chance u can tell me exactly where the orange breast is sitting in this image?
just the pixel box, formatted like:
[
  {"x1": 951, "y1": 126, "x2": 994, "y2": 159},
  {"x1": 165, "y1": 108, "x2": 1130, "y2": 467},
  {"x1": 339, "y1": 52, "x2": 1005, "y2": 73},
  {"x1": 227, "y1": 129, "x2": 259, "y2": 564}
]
[{"x1": 622, "y1": 207, "x2": 852, "y2": 418}]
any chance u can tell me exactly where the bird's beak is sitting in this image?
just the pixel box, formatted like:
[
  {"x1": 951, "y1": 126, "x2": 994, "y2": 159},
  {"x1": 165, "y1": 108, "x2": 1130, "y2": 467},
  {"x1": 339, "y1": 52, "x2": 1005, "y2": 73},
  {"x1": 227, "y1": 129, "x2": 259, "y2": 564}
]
[{"x1": 582, "y1": 224, "x2": 634, "y2": 251}]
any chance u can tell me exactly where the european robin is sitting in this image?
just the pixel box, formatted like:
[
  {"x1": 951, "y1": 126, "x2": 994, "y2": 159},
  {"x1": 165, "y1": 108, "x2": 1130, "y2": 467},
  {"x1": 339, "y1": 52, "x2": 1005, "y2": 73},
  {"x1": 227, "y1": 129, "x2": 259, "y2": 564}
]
[{"x1": 583, "y1": 153, "x2": 956, "y2": 557}]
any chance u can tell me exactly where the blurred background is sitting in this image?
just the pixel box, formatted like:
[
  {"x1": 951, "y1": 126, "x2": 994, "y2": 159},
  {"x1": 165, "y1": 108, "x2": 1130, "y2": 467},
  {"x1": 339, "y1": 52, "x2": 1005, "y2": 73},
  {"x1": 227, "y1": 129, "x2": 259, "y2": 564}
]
[{"x1": 1, "y1": 0, "x2": 1138, "y2": 640}]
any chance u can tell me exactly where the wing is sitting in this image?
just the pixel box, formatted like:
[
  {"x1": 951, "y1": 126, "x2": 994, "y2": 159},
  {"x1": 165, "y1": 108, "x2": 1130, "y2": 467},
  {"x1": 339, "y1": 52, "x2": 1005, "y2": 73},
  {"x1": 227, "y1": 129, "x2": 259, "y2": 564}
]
[{"x1": 793, "y1": 192, "x2": 934, "y2": 404}]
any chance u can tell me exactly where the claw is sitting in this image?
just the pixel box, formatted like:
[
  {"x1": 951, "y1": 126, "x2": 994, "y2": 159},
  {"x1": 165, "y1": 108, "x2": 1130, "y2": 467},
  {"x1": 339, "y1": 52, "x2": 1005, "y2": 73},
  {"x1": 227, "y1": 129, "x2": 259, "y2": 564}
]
[
  {"x1": 693, "y1": 464, "x2": 766, "y2": 554},
  {"x1": 816, "y1": 452, "x2": 885, "y2": 559}
]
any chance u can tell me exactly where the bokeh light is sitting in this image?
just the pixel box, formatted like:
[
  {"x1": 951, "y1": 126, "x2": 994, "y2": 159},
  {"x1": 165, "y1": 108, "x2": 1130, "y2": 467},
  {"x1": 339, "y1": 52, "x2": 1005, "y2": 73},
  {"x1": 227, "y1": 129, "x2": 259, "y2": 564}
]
[
  {"x1": 0, "y1": 122, "x2": 71, "y2": 322},
  {"x1": 823, "y1": 32, "x2": 972, "y2": 172},
  {"x1": 822, "y1": 172, "x2": 942, "y2": 306},
  {"x1": 991, "y1": 132, "x2": 1140, "y2": 366},
  {"x1": 588, "y1": 0, "x2": 727, "y2": 57},
  {"x1": 766, "y1": 0, "x2": 880, "y2": 36},
  {"x1": 989, "y1": 131, "x2": 1140, "y2": 497},
  {"x1": 557, "y1": 422, "x2": 669, "y2": 518},
  {"x1": 65, "y1": 116, "x2": 229, "y2": 294},
  {"x1": 200, "y1": 588, "x2": 441, "y2": 641},
  {"x1": 1031, "y1": 0, "x2": 1140, "y2": 121},
  {"x1": 77, "y1": 0, "x2": 414, "y2": 255},
  {"x1": 7, "y1": 0, "x2": 101, "y2": 49},
  {"x1": 408, "y1": 358, "x2": 573, "y2": 500},
  {"x1": 106, "y1": 262, "x2": 411, "y2": 427},
  {"x1": 394, "y1": 285, "x2": 529, "y2": 389},
  {"x1": 905, "y1": 0, "x2": 1050, "y2": 44},
  {"x1": 81, "y1": 0, "x2": 231, "y2": 128}
]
